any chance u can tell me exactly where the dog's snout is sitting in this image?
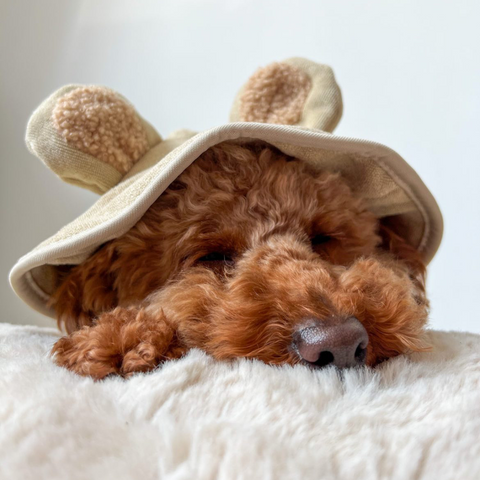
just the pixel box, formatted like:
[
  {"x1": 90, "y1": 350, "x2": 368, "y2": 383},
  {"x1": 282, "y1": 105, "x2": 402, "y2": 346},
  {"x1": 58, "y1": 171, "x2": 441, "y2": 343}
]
[{"x1": 293, "y1": 317, "x2": 368, "y2": 369}]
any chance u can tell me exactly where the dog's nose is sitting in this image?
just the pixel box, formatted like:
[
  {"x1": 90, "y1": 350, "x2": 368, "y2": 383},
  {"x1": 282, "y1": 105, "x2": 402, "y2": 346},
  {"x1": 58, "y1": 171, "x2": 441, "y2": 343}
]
[{"x1": 293, "y1": 317, "x2": 368, "y2": 368}]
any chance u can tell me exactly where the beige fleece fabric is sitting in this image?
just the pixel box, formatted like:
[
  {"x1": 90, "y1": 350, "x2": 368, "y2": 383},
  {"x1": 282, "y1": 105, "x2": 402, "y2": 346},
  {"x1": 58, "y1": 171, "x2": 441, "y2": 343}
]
[
  {"x1": 231, "y1": 58, "x2": 343, "y2": 133},
  {"x1": 10, "y1": 58, "x2": 443, "y2": 319},
  {"x1": 26, "y1": 85, "x2": 161, "y2": 194}
]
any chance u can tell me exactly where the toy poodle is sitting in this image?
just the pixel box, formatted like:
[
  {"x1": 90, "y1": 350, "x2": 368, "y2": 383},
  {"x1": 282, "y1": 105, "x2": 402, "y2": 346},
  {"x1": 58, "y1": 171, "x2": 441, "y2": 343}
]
[{"x1": 51, "y1": 141, "x2": 429, "y2": 379}]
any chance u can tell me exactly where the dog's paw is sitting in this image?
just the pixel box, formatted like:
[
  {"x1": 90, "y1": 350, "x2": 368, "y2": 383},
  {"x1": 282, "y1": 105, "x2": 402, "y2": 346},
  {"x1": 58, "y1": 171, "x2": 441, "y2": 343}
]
[
  {"x1": 52, "y1": 330, "x2": 122, "y2": 379},
  {"x1": 51, "y1": 307, "x2": 182, "y2": 380}
]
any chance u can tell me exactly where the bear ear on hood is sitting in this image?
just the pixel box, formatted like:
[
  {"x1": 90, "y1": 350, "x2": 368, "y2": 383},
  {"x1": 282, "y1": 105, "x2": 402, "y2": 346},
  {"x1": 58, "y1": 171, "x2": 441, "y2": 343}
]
[
  {"x1": 229, "y1": 57, "x2": 343, "y2": 133},
  {"x1": 25, "y1": 85, "x2": 162, "y2": 194}
]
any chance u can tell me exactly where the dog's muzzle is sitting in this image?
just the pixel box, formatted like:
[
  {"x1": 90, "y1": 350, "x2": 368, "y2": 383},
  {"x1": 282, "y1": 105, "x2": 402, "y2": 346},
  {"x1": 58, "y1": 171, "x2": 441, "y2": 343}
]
[{"x1": 293, "y1": 316, "x2": 368, "y2": 369}]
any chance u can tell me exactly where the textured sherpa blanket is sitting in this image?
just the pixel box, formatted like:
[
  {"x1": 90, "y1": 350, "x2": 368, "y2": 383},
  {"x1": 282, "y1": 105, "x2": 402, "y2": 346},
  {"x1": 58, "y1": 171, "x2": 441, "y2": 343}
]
[{"x1": 0, "y1": 323, "x2": 479, "y2": 480}]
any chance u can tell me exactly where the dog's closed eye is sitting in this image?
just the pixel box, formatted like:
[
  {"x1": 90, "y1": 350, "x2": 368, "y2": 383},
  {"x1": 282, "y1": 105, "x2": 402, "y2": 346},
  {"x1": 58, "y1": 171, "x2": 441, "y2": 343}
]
[
  {"x1": 197, "y1": 252, "x2": 235, "y2": 266},
  {"x1": 310, "y1": 234, "x2": 331, "y2": 246}
]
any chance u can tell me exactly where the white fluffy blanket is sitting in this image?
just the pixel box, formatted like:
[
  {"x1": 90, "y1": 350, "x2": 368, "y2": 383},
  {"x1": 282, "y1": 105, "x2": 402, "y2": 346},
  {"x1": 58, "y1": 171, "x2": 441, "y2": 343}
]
[{"x1": 0, "y1": 323, "x2": 479, "y2": 480}]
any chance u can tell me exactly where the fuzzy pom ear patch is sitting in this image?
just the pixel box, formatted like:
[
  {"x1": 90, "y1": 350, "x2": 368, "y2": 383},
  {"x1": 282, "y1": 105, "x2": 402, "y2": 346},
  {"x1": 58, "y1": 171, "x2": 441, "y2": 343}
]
[
  {"x1": 231, "y1": 58, "x2": 343, "y2": 132},
  {"x1": 238, "y1": 62, "x2": 312, "y2": 125},
  {"x1": 52, "y1": 86, "x2": 149, "y2": 174}
]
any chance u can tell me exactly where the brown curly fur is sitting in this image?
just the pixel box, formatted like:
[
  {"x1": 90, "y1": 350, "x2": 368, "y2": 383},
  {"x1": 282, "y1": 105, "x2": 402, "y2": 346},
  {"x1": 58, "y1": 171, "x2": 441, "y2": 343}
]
[{"x1": 51, "y1": 142, "x2": 429, "y2": 379}]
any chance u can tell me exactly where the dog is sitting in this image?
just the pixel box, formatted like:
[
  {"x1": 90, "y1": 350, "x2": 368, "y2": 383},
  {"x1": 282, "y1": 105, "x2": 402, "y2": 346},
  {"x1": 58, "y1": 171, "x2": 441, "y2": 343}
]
[{"x1": 51, "y1": 141, "x2": 429, "y2": 380}]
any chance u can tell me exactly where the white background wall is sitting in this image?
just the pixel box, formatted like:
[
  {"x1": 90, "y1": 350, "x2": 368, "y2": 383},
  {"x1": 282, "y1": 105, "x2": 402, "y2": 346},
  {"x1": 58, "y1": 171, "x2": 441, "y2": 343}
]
[{"x1": 1, "y1": 0, "x2": 479, "y2": 332}]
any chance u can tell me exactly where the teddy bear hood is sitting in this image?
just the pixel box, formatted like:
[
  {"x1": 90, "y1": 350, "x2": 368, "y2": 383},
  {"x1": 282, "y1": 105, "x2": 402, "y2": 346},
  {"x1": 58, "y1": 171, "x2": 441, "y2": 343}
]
[{"x1": 9, "y1": 58, "x2": 443, "y2": 319}]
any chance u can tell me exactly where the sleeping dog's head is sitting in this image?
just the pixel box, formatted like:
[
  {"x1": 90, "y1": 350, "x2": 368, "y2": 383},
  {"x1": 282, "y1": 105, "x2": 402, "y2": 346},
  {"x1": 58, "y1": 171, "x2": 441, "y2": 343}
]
[{"x1": 52, "y1": 142, "x2": 429, "y2": 370}]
